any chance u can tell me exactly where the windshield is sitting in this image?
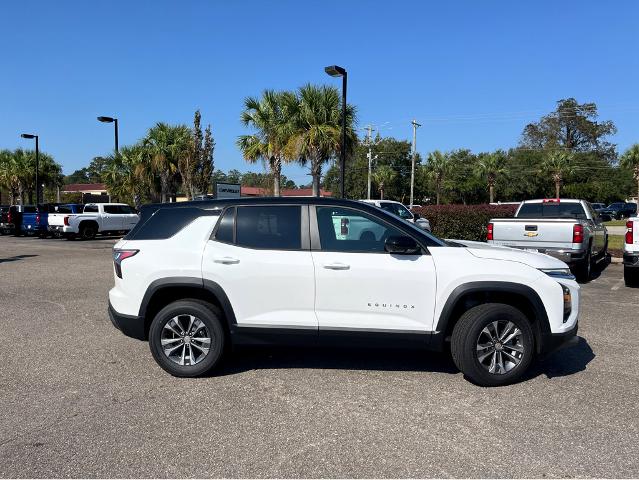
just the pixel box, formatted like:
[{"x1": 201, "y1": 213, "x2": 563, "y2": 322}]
[
  {"x1": 379, "y1": 202, "x2": 413, "y2": 220},
  {"x1": 517, "y1": 202, "x2": 587, "y2": 219}
]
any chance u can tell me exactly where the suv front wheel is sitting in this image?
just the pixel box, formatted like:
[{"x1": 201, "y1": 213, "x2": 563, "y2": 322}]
[
  {"x1": 149, "y1": 300, "x2": 226, "y2": 377},
  {"x1": 451, "y1": 303, "x2": 534, "y2": 387}
]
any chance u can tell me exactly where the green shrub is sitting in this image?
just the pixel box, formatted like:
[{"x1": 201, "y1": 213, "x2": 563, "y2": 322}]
[{"x1": 413, "y1": 204, "x2": 518, "y2": 241}]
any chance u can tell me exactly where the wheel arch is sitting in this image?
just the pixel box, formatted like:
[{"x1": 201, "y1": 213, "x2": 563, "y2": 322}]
[
  {"x1": 139, "y1": 277, "x2": 236, "y2": 340},
  {"x1": 432, "y1": 282, "x2": 550, "y2": 354}
]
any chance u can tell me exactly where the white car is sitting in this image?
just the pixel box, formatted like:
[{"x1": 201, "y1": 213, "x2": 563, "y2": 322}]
[
  {"x1": 108, "y1": 198, "x2": 579, "y2": 387},
  {"x1": 624, "y1": 217, "x2": 639, "y2": 286},
  {"x1": 63, "y1": 203, "x2": 139, "y2": 240},
  {"x1": 359, "y1": 199, "x2": 431, "y2": 232}
]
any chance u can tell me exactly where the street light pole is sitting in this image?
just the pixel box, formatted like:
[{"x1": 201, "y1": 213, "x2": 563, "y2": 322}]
[
  {"x1": 325, "y1": 65, "x2": 347, "y2": 198},
  {"x1": 98, "y1": 116, "x2": 119, "y2": 153},
  {"x1": 410, "y1": 119, "x2": 421, "y2": 209},
  {"x1": 21, "y1": 133, "x2": 40, "y2": 204}
]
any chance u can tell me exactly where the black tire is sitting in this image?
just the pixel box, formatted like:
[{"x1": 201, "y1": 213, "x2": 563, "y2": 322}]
[
  {"x1": 573, "y1": 245, "x2": 592, "y2": 282},
  {"x1": 450, "y1": 303, "x2": 534, "y2": 387},
  {"x1": 625, "y1": 266, "x2": 639, "y2": 287},
  {"x1": 79, "y1": 223, "x2": 97, "y2": 240},
  {"x1": 149, "y1": 299, "x2": 226, "y2": 377}
]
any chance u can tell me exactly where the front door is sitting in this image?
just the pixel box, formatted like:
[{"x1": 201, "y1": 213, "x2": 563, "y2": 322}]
[
  {"x1": 201, "y1": 205, "x2": 317, "y2": 333},
  {"x1": 311, "y1": 206, "x2": 437, "y2": 341}
]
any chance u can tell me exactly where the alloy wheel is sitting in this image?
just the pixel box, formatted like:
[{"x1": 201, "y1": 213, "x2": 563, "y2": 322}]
[
  {"x1": 475, "y1": 320, "x2": 524, "y2": 375},
  {"x1": 161, "y1": 315, "x2": 212, "y2": 366}
]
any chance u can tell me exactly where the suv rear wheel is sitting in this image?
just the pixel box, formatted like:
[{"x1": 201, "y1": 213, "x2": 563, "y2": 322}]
[
  {"x1": 149, "y1": 300, "x2": 225, "y2": 377},
  {"x1": 451, "y1": 303, "x2": 534, "y2": 387}
]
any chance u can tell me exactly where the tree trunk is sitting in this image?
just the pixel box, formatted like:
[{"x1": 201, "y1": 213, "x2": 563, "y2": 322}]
[
  {"x1": 489, "y1": 184, "x2": 494, "y2": 204},
  {"x1": 555, "y1": 180, "x2": 560, "y2": 199},
  {"x1": 311, "y1": 159, "x2": 321, "y2": 197},
  {"x1": 272, "y1": 157, "x2": 281, "y2": 197},
  {"x1": 379, "y1": 183, "x2": 384, "y2": 200}
]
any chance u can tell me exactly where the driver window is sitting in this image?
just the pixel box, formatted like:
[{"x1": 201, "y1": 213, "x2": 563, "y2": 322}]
[{"x1": 316, "y1": 206, "x2": 405, "y2": 253}]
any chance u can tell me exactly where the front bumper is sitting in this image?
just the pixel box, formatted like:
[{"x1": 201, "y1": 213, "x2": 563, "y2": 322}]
[
  {"x1": 623, "y1": 253, "x2": 639, "y2": 268},
  {"x1": 539, "y1": 322, "x2": 579, "y2": 356},
  {"x1": 108, "y1": 300, "x2": 145, "y2": 340}
]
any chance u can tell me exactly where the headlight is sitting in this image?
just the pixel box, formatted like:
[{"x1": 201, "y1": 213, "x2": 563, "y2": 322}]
[{"x1": 540, "y1": 268, "x2": 575, "y2": 280}]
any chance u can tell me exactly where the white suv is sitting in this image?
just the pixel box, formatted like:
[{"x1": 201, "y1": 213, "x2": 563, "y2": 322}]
[
  {"x1": 360, "y1": 199, "x2": 431, "y2": 231},
  {"x1": 109, "y1": 198, "x2": 579, "y2": 387}
]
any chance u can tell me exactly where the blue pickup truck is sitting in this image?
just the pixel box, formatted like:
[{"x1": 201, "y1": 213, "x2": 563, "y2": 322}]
[{"x1": 20, "y1": 203, "x2": 69, "y2": 237}]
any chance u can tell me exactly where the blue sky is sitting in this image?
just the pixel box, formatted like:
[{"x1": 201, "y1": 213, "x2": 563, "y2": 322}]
[{"x1": 1, "y1": 0, "x2": 637, "y2": 185}]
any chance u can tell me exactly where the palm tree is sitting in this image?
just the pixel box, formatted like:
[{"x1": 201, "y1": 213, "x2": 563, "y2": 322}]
[
  {"x1": 541, "y1": 150, "x2": 573, "y2": 198},
  {"x1": 372, "y1": 165, "x2": 396, "y2": 200},
  {"x1": 237, "y1": 90, "x2": 293, "y2": 196},
  {"x1": 0, "y1": 149, "x2": 13, "y2": 203},
  {"x1": 474, "y1": 151, "x2": 507, "y2": 203},
  {"x1": 284, "y1": 84, "x2": 356, "y2": 197},
  {"x1": 427, "y1": 150, "x2": 452, "y2": 205},
  {"x1": 143, "y1": 123, "x2": 192, "y2": 202},
  {"x1": 621, "y1": 144, "x2": 639, "y2": 201},
  {"x1": 104, "y1": 145, "x2": 149, "y2": 205}
]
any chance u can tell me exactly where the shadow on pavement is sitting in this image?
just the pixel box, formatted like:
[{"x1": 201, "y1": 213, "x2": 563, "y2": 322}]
[
  {"x1": 529, "y1": 336, "x2": 595, "y2": 379},
  {"x1": 0, "y1": 254, "x2": 39, "y2": 264},
  {"x1": 216, "y1": 346, "x2": 459, "y2": 376}
]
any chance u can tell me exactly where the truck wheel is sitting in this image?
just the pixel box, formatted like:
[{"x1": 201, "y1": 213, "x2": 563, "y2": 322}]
[
  {"x1": 79, "y1": 223, "x2": 97, "y2": 240},
  {"x1": 451, "y1": 303, "x2": 534, "y2": 387},
  {"x1": 625, "y1": 267, "x2": 639, "y2": 287},
  {"x1": 573, "y1": 246, "x2": 592, "y2": 282},
  {"x1": 149, "y1": 300, "x2": 226, "y2": 377}
]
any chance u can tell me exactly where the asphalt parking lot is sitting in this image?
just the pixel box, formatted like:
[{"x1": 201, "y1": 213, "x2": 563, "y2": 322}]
[{"x1": 1, "y1": 235, "x2": 638, "y2": 478}]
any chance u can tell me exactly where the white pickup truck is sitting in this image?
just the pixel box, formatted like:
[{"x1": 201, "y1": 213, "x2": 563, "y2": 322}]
[
  {"x1": 62, "y1": 203, "x2": 139, "y2": 240},
  {"x1": 488, "y1": 199, "x2": 608, "y2": 281},
  {"x1": 624, "y1": 217, "x2": 639, "y2": 286}
]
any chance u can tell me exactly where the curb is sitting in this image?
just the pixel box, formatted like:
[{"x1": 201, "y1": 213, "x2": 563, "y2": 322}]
[{"x1": 610, "y1": 257, "x2": 623, "y2": 264}]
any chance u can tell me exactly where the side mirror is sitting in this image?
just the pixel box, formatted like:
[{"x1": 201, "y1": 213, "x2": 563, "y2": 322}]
[
  {"x1": 385, "y1": 235, "x2": 420, "y2": 254},
  {"x1": 413, "y1": 212, "x2": 420, "y2": 220},
  {"x1": 599, "y1": 214, "x2": 611, "y2": 222}
]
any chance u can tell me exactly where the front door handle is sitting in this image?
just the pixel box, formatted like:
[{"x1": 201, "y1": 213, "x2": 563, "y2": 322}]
[
  {"x1": 323, "y1": 262, "x2": 350, "y2": 270},
  {"x1": 213, "y1": 256, "x2": 240, "y2": 265}
]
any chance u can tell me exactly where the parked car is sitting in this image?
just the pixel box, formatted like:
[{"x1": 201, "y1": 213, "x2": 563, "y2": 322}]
[
  {"x1": 0, "y1": 206, "x2": 10, "y2": 234},
  {"x1": 63, "y1": 203, "x2": 139, "y2": 240},
  {"x1": 359, "y1": 199, "x2": 431, "y2": 231},
  {"x1": 47, "y1": 204, "x2": 85, "y2": 238},
  {"x1": 624, "y1": 217, "x2": 639, "y2": 287},
  {"x1": 600, "y1": 202, "x2": 637, "y2": 220},
  {"x1": 488, "y1": 198, "x2": 607, "y2": 281},
  {"x1": 591, "y1": 203, "x2": 607, "y2": 213},
  {"x1": 109, "y1": 197, "x2": 579, "y2": 387},
  {"x1": 7, "y1": 205, "x2": 37, "y2": 236}
]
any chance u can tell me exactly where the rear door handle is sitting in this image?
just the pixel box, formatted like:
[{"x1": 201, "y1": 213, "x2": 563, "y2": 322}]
[
  {"x1": 213, "y1": 256, "x2": 240, "y2": 265},
  {"x1": 323, "y1": 262, "x2": 350, "y2": 270}
]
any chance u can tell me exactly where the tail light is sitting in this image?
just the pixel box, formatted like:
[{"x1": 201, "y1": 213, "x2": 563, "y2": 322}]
[
  {"x1": 340, "y1": 218, "x2": 349, "y2": 236},
  {"x1": 63, "y1": 216, "x2": 70, "y2": 226},
  {"x1": 543, "y1": 198, "x2": 560, "y2": 203},
  {"x1": 113, "y1": 249, "x2": 139, "y2": 279},
  {"x1": 487, "y1": 222, "x2": 494, "y2": 241},
  {"x1": 627, "y1": 221, "x2": 634, "y2": 244},
  {"x1": 36, "y1": 214, "x2": 41, "y2": 225},
  {"x1": 7, "y1": 212, "x2": 12, "y2": 224},
  {"x1": 572, "y1": 224, "x2": 584, "y2": 243}
]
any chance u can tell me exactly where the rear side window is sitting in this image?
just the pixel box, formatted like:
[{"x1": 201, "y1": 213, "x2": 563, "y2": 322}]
[
  {"x1": 517, "y1": 203, "x2": 586, "y2": 219},
  {"x1": 235, "y1": 206, "x2": 301, "y2": 250},
  {"x1": 104, "y1": 205, "x2": 118, "y2": 214},
  {"x1": 126, "y1": 207, "x2": 218, "y2": 240},
  {"x1": 84, "y1": 205, "x2": 98, "y2": 213},
  {"x1": 214, "y1": 207, "x2": 235, "y2": 243}
]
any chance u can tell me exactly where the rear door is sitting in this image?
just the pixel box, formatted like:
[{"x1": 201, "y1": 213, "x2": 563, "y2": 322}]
[
  {"x1": 101, "y1": 205, "x2": 122, "y2": 230},
  {"x1": 201, "y1": 205, "x2": 317, "y2": 333},
  {"x1": 311, "y1": 205, "x2": 436, "y2": 340}
]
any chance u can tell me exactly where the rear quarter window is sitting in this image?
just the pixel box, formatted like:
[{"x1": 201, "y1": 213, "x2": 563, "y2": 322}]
[{"x1": 126, "y1": 207, "x2": 219, "y2": 240}]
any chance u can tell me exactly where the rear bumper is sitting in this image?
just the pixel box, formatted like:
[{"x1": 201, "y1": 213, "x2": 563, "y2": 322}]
[
  {"x1": 623, "y1": 253, "x2": 639, "y2": 268},
  {"x1": 539, "y1": 322, "x2": 579, "y2": 356},
  {"x1": 501, "y1": 246, "x2": 585, "y2": 264},
  {"x1": 108, "y1": 300, "x2": 145, "y2": 340}
]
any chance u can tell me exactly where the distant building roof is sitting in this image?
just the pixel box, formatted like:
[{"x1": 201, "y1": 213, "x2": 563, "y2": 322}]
[
  {"x1": 62, "y1": 183, "x2": 107, "y2": 193},
  {"x1": 241, "y1": 186, "x2": 332, "y2": 197}
]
